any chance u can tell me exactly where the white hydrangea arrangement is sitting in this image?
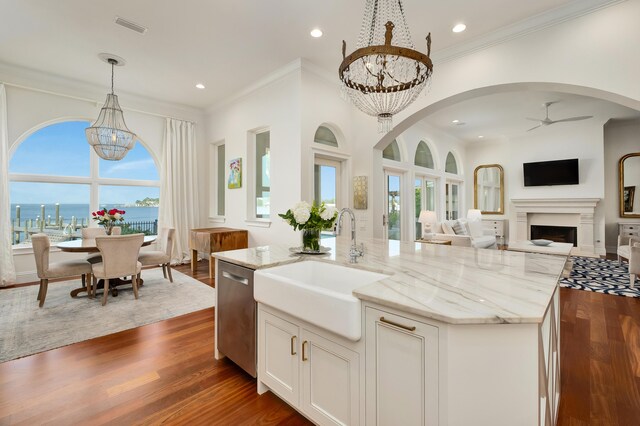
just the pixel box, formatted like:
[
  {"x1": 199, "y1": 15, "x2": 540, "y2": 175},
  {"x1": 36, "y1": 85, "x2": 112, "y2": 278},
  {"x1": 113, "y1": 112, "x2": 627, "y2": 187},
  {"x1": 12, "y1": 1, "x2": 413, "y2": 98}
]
[{"x1": 279, "y1": 201, "x2": 338, "y2": 231}]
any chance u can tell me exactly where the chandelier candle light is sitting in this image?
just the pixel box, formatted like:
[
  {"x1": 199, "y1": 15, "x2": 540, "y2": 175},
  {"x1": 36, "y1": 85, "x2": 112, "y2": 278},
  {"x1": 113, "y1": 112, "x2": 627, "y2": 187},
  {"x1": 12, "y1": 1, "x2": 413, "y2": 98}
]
[
  {"x1": 86, "y1": 55, "x2": 137, "y2": 161},
  {"x1": 279, "y1": 202, "x2": 338, "y2": 253},
  {"x1": 339, "y1": 0, "x2": 433, "y2": 133}
]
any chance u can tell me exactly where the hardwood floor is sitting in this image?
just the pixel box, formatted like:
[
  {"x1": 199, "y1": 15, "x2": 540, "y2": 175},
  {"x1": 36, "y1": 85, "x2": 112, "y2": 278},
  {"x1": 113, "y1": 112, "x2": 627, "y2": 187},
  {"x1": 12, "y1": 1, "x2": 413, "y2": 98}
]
[
  {"x1": 0, "y1": 261, "x2": 309, "y2": 426},
  {"x1": 1, "y1": 260, "x2": 639, "y2": 425},
  {"x1": 557, "y1": 286, "x2": 640, "y2": 426}
]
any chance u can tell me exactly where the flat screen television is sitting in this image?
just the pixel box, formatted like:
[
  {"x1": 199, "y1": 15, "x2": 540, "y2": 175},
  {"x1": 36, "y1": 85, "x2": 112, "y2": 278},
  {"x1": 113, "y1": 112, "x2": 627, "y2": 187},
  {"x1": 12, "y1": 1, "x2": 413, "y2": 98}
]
[{"x1": 523, "y1": 158, "x2": 579, "y2": 187}]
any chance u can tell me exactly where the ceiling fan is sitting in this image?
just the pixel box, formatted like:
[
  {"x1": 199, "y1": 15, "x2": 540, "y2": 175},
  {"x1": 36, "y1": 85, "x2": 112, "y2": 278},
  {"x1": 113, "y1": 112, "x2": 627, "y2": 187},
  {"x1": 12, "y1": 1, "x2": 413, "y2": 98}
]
[{"x1": 526, "y1": 102, "x2": 593, "y2": 131}]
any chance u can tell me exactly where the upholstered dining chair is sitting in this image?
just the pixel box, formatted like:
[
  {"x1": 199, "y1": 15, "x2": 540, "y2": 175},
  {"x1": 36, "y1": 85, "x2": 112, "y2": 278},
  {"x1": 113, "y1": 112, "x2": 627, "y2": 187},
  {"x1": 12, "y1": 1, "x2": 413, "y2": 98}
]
[
  {"x1": 138, "y1": 227, "x2": 175, "y2": 282},
  {"x1": 92, "y1": 233, "x2": 144, "y2": 306},
  {"x1": 617, "y1": 235, "x2": 640, "y2": 287},
  {"x1": 31, "y1": 233, "x2": 93, "y2": 308},
  {"x1": 82, "y1": 226, "x2": 121, "y2": 264}
]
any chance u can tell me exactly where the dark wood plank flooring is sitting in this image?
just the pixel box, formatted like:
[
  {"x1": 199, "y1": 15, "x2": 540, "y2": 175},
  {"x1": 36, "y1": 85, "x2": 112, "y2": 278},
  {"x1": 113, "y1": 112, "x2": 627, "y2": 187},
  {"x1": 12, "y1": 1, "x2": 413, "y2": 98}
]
[{"x1": 1, "y1": 260, "x2": 639, "y2": 425}]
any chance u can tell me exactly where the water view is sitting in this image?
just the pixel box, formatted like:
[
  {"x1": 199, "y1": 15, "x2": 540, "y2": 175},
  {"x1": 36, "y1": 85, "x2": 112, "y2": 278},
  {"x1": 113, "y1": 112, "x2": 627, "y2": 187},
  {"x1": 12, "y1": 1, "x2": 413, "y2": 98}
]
[{"x1": 10, "y1": 203, "x2": 159, "y2": 244}]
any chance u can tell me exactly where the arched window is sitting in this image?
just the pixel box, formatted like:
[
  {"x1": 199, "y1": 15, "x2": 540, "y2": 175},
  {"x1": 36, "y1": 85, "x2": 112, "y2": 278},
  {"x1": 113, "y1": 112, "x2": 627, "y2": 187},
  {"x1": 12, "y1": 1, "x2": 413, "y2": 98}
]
[
  {"x1": 314, "y1": 125, "x2": 338, "y2": 148},
  {"x1": 383, "y1": 139, "x2": 401, "y2": 161},
  {"x1": 414, "y1": 141, "x2": 434, "y2": 169},
  {"x1": 9, "y1": 121, "x2": 160, "y2": 245},
  {"x1": 445, "y1": 152, "x2": 458, "y2": 174}
]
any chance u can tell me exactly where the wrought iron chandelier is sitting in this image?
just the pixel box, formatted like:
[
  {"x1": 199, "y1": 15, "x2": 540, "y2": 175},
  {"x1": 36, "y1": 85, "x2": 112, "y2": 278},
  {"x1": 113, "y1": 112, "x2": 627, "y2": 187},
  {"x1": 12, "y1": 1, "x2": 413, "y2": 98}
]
[
  {"x1": 86, "y1": 56, "x2": 136, "y2": 161},
  {"x1": 339, "y1": 0, "x2": 433, "y2": 133}
]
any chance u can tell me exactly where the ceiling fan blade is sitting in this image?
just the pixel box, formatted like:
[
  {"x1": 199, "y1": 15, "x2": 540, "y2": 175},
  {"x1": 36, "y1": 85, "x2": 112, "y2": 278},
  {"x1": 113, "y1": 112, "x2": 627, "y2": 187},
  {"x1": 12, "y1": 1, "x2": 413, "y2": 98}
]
[
  {"x1": 551, "y1": 115, "x2": 594, "y2": 123},
  {"x1": 527, "y1": 124, "x2": 543, "y2": 132},
  {"x1": 525, "y1": 117, "x2": 541, "y2": 122}
]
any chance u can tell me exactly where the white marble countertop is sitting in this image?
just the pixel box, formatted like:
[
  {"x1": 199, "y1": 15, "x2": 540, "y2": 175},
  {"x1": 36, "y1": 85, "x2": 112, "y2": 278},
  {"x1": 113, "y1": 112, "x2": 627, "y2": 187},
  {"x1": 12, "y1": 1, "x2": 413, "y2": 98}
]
[{"x1": 214, "y1": 237, "x2": 567, "y2": 325}]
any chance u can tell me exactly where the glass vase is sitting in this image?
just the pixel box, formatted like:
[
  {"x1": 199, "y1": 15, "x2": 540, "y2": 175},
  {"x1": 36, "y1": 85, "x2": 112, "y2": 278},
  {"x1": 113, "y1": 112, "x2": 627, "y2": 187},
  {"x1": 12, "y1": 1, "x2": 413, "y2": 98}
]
[
  {"x1": 103, "y1": 222, "x2": 114, "y2": 236},
  {"x1": 301, "y1": 228, "x2": 321, "y2": 253}
]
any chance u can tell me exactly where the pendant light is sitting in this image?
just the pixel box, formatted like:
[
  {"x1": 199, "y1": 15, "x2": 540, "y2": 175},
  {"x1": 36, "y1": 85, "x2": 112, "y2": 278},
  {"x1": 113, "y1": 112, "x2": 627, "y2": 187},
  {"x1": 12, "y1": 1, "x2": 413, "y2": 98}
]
[
  {"x1": 339, "y1": 0, "x2": 434, "y2": 133},
  {"x1": 86, "y1": 54, "x2": 136, "y2": 161}
]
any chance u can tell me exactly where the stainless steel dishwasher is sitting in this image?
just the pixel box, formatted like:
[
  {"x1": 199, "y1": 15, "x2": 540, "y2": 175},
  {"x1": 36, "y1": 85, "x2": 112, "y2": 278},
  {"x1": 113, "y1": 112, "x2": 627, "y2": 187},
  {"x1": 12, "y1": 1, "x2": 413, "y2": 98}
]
[{"x1": 217, "y1": 260, "x2": 256, "y2": 377}]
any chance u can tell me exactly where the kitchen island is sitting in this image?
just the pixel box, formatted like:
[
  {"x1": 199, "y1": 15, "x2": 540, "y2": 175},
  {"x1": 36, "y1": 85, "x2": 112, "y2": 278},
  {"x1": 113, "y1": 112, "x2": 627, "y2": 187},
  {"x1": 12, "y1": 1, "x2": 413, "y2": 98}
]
[{"x1": 214, "y1": 237, "x2": 567, "y2": 426}]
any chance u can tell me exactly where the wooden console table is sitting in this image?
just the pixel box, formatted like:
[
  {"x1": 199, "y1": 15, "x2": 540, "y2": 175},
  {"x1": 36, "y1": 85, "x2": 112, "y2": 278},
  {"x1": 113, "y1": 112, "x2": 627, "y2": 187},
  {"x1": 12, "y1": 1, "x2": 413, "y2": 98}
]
[{"x1": 189, "y1": 227, "x2": 248, "y2": 279}]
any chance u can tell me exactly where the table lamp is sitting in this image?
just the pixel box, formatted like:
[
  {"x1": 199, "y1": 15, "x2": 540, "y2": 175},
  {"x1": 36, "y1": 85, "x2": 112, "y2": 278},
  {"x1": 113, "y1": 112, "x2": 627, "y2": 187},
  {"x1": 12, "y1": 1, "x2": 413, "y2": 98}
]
[{"x1": 418, "y1": 210, "x2": 437, "y2": 239}]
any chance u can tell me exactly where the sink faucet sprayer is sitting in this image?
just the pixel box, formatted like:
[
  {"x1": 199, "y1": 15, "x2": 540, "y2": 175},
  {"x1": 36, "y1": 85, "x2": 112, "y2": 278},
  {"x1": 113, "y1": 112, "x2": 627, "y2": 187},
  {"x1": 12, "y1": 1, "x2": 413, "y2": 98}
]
[{"x1": 335, "y1": 208, "x2": 364, "y2": 263}]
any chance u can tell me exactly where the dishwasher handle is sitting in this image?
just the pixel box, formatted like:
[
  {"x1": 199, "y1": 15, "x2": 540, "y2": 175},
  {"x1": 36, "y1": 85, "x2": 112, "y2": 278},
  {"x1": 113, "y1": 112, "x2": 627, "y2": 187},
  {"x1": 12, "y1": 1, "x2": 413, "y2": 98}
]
[{"x1": 221, "y1": 270, "x2": 249, "y2": 285}]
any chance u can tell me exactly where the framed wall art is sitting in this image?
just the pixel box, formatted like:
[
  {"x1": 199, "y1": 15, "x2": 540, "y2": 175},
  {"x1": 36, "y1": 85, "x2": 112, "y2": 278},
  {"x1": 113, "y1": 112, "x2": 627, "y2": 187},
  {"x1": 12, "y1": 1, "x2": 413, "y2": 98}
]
[{"x1": 228, "y1": 158, "x2": 242, "y2": 189}]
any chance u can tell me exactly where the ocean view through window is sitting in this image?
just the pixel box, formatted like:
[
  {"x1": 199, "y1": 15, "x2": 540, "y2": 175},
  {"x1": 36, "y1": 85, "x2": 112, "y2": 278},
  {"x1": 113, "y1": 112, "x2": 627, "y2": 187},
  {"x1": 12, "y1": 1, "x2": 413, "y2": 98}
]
[{"x1": 9, "y1": 121, "x2": 160, "y2": 245}]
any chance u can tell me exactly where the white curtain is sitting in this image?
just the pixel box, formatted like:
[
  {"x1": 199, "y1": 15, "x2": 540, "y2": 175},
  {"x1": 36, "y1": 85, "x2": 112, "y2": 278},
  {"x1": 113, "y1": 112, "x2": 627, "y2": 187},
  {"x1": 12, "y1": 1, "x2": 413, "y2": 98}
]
[
  {"x1": 158, "y1": 118, "x2": 200, "y2": 264},
  {"x1": 0, "y1": 84, "x2": 16, "y2": 285}
]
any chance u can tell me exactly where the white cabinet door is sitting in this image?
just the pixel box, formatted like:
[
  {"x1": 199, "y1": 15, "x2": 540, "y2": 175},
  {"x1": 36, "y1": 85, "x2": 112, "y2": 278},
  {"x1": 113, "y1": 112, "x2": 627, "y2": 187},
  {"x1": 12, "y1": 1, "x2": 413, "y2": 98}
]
[
  {"x1": 365, "y1": 307, "x2": 439, "y2": 426},
  {"x1": 300, "y1": 328, "x2": 360, "y2": 426},
  {"x1": 259, "y1": 309, "x2": 300, "y2": 406}
]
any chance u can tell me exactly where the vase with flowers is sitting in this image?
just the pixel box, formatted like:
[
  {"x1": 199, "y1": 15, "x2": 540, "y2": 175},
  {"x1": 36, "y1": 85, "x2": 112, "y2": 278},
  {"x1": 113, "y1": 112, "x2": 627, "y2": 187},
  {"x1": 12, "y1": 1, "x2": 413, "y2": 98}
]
[
  {"x1": 279, "y1": 201, "x2": 338, "y2": 253},
  {"x1": 91, "y1": 208, "x2": 126, "y2": 235}
]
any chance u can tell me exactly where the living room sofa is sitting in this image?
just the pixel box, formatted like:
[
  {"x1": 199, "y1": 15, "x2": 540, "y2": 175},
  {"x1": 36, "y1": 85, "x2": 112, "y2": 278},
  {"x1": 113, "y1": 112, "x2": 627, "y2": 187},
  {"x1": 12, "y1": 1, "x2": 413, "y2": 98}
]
[{"x1": 426, "y1": 219, "x2": 497, "y2": 249}]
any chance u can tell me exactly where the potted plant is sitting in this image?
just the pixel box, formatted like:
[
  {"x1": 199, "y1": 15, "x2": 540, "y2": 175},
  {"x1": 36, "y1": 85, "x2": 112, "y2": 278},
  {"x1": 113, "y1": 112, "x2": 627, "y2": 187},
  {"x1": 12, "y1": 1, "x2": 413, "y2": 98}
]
[{"x1": 279, "y1": 201, "x2": 338, "y2": 252}]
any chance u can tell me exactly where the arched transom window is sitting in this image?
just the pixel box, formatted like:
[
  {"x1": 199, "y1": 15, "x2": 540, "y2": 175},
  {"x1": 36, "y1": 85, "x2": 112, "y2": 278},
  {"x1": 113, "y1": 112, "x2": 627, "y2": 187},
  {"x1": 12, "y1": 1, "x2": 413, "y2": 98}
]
[
  {"x1": 445, "y1": 151, "x2": 458, "y2": 174},
  {"x1": 383, "y1": 139, "x2": 401, "y2": 161},
  {"x1": 414, "y1": 141, "x2": 434, "y2": 169},
  {"x1": 314, "y1": 125, "x2": 339, "y2": 148}
]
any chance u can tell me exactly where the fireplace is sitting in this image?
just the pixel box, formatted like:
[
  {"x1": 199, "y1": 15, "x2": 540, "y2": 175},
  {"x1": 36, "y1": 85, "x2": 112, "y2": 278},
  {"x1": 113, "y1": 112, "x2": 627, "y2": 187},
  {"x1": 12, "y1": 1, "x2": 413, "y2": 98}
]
[
  {"x1": 511, "y1": 198, "x2": 600, "y2": 255},
  {"x1": 531, "y1": 225, "x2": 577, "y2": 247}
]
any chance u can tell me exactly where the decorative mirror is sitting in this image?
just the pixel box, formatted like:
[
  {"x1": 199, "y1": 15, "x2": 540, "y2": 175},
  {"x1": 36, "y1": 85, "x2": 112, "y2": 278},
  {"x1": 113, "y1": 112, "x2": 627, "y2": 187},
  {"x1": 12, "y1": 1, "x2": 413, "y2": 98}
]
[
  {"x1": 619, "y1": 153, "x2": 640, "y2": 218},
  {"x1": 474, "y1": 164, "x2": 504, "y2": 214}
]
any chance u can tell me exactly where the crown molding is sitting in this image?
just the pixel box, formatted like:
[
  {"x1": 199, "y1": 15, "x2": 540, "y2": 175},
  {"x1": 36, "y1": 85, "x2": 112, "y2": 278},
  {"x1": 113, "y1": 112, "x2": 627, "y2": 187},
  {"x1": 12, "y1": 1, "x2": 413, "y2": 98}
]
[
  {"x1": 0, "y1": 61, "x2": 204, "y2": 122},
  {"x1": 432, "y1": 0, "x2": 626, "y2": 64},
  {"x1": 300, "y1": 59, "x2": 336, "y2": 86},
  {"x1": 206, "y1": 59, "x2": 304, "y2": 114}
]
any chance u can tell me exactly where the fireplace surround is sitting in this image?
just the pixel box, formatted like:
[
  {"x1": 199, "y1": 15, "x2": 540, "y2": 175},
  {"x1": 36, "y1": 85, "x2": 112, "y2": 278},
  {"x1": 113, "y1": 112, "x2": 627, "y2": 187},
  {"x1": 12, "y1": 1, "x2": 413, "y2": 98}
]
[{"x1": 511, "y1": 198, "x2": 600, "y2": 254}]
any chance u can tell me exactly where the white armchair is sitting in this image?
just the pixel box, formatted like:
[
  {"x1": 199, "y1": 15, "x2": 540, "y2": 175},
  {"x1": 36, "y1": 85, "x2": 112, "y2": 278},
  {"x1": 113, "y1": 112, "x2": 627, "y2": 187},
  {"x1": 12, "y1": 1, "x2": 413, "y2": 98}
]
[{"x1": 618, "y1": 235, "x2": 640, "y2": 288}]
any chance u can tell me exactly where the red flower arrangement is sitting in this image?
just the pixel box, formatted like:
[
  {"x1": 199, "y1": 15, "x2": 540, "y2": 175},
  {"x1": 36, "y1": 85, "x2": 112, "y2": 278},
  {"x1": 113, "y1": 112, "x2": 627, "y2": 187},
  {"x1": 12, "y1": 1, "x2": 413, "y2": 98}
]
[{"x1": 91, "y1": 208, "x2": 126, "y2": 235}]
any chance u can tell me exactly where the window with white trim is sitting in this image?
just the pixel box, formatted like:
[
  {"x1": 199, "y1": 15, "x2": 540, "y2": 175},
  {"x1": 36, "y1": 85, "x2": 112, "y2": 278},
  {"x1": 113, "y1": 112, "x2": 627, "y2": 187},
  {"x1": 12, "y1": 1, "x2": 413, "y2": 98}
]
[
  {"x1": 255, "y1": 130, "x2": 270, "y2": 219},
  {"x1": 209, "y1": 141, "x2": 225, "y2": 218},
  {"x1": 9, "y1": 121, "x2": 160, "y2": 245}
]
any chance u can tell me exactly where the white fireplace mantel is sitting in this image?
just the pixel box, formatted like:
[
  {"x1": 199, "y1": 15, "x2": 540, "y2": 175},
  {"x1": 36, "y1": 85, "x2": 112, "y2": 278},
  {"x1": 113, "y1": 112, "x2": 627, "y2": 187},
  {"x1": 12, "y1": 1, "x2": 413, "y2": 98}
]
[{"x1": 511, "y1": 198, "x2": 601, "y2": 254}]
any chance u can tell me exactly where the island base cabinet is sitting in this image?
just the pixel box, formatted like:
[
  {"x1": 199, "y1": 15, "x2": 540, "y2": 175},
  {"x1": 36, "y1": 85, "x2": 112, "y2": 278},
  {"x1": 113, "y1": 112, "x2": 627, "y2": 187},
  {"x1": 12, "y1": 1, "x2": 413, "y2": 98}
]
[
  {"x1": 258, "y1": 304, "x2": 361, "y2": 426},
  {"x1": 258, "y1": 309, "x2": 300, "y2": 407},
  {"x1": 301, "y1": 329, "x2": 360, "y2": 426},
  {"x1": 365, "y1": 307, "x2": 439, "y2": 426}
]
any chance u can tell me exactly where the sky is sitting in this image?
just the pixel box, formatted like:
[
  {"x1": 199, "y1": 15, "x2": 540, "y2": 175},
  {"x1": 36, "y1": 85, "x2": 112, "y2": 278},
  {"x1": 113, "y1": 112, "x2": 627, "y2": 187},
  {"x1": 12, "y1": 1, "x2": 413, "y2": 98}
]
[{"x1": 9, "y1": 121, "x2": 159, "y2": 204}]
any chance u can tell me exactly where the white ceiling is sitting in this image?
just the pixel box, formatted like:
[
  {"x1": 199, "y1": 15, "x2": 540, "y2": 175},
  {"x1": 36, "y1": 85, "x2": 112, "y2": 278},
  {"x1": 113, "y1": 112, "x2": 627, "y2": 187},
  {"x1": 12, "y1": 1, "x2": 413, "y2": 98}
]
[
  {"x1": 0, "y1": 0, "x2": 615, "y2": 109},
  {"x1": 421, "y1": 90, "x2": 640, "y2": 144}
]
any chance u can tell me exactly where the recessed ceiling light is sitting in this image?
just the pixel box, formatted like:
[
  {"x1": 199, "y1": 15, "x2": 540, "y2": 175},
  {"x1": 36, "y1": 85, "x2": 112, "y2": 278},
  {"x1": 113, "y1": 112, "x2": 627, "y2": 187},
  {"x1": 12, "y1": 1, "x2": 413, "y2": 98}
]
[
  {"x1": 452, "y1": 119, "x2": 460, "y2": 123},
  {"x1": 310, "y1": 28, "x2": 323, "y2": 38},
  {"x1": 452, "y1": 23, "x2": 466, "y2": 33},
  {"x1": 478, "y1": 135, "x2": 484, "y2": 138},
  {"x1": 195, "y1": 83, "x2": 205, "y2": 89}
]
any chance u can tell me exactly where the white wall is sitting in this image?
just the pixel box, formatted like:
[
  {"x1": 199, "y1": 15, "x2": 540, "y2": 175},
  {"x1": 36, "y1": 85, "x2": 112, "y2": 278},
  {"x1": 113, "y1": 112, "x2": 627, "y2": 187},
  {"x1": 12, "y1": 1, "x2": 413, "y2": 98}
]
[
  {"x1": 2, "y1": 67, "x2": 205, "y2": 283},
  {"x1": 603, "y1": 119, "x2": 640, "y2": 252},
  {"x1": 205, "y1": 66, "x2": 303, "y2": 247}
]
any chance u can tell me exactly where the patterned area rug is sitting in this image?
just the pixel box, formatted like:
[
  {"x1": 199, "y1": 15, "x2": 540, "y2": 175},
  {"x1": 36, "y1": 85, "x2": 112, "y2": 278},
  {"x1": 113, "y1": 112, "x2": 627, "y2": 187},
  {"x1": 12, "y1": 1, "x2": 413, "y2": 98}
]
[
  {"x1": 560, "y1": 256, "x2": 640, "y2": 298},
  {"x1": 0, "y1": 268, "x2": 215, "y2": 363}
]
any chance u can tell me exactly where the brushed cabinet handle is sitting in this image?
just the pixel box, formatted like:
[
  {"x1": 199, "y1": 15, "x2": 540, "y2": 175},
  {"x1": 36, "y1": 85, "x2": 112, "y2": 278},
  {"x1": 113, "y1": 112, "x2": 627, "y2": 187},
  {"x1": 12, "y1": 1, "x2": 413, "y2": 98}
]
[
  {"x1": 380, "y1": 316, "x2": 416, "y2": 332},
  {"x1": 302, "y1": 340, "x2": 308, "y2": 361},
  {"x1": 291, "y1": 335, "x2": 297, "y2": 355}
]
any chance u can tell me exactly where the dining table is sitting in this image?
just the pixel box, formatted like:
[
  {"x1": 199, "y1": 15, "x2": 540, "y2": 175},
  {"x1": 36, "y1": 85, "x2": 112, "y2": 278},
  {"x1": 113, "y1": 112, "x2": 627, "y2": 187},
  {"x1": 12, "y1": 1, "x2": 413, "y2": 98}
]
[{"x1": 57, "y1": 235, "x2": 157, "y2": 298}]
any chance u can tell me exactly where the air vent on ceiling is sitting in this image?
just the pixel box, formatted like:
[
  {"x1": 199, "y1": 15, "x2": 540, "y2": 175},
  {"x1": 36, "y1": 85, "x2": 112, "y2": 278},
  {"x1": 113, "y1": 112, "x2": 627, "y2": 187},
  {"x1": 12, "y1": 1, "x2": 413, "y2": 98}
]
[{"x1": 114, "y1": 16, "x2": 148, "y2": 34}]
